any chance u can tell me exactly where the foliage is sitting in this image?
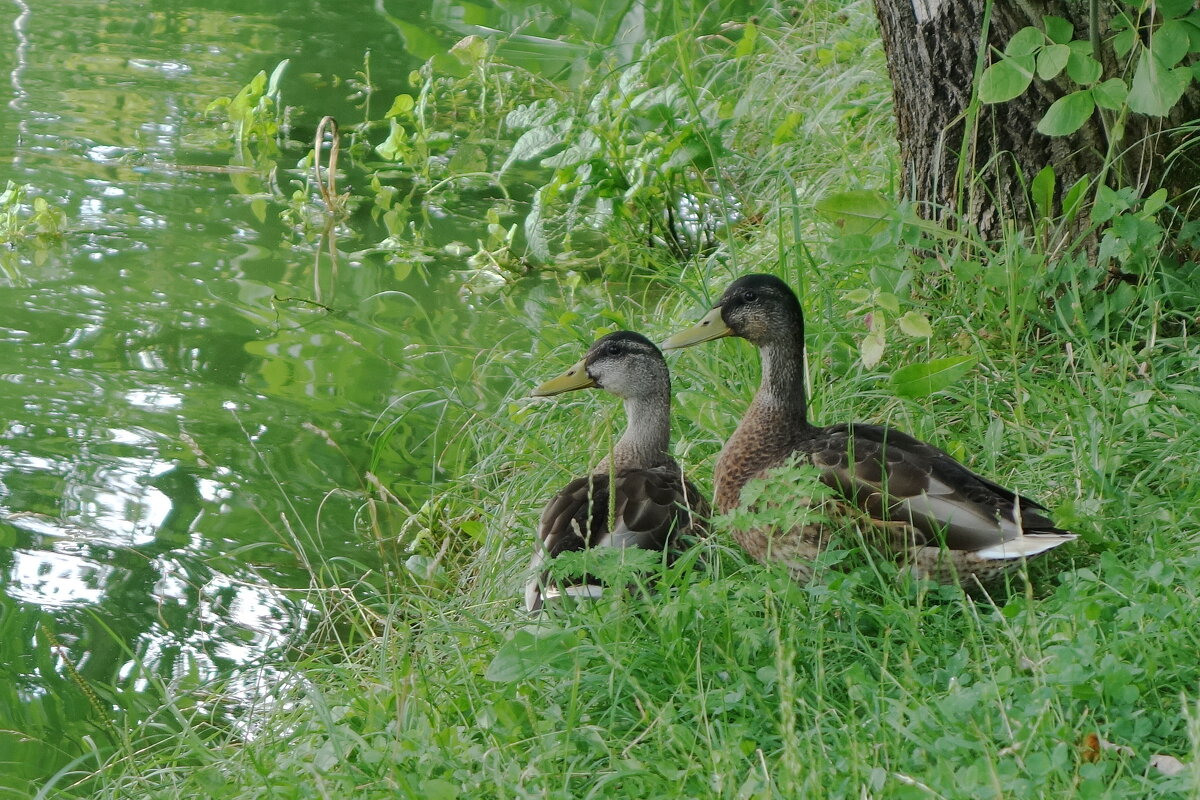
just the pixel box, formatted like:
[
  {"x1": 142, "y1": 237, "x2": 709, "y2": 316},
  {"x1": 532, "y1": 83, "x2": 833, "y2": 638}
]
[
  {"x1": 499, "y1": 32, "x2": 742, "y2": 262},
  {"x1": 977, "y1": 6, "x2": 1200, "y2": 133},
  {"x1": 205, "y1": 60, "x2": 291, "y2": 160},
  {"x1": 0, "y1": 181, "x2": 68, "y2": 286},
  {"x1": 0, "y1": 181, "x2": 67, "y2": 245},
  {"x1": 932, "y1": 2, "x2": 1200, "y2": 370},
  {"x1": 202, "y1": 8, "x2": 761, "y2": 276}
]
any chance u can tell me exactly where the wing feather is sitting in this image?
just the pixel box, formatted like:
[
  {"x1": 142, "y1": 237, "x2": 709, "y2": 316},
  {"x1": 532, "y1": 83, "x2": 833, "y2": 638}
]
[
  {"x1": 526, "y1": 466, "x2": 707, "y2": 611},
  {"x1": 805, "y1": 423, "x2": 1069, "y2": 552}
]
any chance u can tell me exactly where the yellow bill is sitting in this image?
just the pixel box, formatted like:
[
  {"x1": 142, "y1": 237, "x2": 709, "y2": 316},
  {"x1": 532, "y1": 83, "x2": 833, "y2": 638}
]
[
  {"x1": 660, "y1": 306, "x2": 733, "y2": 350},
  {"x1": 532, "y1": 358, "x2": 594, "y2": 396}
]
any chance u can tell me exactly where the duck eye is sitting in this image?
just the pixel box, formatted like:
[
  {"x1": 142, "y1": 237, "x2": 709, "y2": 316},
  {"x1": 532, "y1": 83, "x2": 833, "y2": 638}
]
[
  {"x1": 605, "y1": 343, "x2": 621, "y2": 356},
  {"x1": 743, "y1": 290, "x2": 758, "y2": 303}
]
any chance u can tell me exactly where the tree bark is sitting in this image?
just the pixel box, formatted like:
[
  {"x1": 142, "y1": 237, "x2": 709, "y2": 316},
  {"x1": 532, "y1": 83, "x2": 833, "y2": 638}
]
[{"x1": 872, "y1": 0, "x2": 1200, "y2": 242}]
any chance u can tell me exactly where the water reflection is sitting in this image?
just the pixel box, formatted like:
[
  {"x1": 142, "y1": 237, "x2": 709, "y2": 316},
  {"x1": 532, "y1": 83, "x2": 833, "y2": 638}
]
[
  {"x1": 8, "y1": 548, "x2": 112, "y2": 608},
  {"x1": 0, "y1": 0, "x2": 429, "y2": 790}
]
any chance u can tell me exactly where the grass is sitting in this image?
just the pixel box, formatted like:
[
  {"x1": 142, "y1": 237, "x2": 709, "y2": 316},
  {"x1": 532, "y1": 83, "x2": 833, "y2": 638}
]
[{"x1": 72, "y1": 1, "x2": 1200, "y2": 798}]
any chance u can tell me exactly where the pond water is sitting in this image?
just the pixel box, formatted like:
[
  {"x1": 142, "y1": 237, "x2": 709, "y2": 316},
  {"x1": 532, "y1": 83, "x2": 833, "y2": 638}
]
[{"x1": 0, "y1": 0, "x2": 754, "y2": 792}]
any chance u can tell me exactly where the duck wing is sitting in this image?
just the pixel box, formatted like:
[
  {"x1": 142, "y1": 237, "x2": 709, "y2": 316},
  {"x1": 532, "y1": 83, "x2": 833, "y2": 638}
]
[
  {"x1": 806, "y1": 423, "x2": 1070, "y2": 552},
  {"x1": 526, "y1": 466, "x2": 708, "y2": 611}
]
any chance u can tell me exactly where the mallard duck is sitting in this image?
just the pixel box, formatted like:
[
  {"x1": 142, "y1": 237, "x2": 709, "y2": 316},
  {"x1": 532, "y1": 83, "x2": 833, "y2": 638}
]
[
  {"x1": 525, "y1": 331, "x2": 708, "y2": 611},
  {"x1": 661, "y1": 273, "x2": 1076, "y2": 585}
]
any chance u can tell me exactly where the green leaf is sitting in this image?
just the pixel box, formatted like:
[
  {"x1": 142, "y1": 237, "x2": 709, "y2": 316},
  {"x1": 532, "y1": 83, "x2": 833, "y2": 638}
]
[
  {"x1": 983, "y1": 260, "x2": 1012, "y2": 288},
  {"x1": 1091, "y1": 78, "x2": 1128, "y2": 110},
  {"x1": 860, "y1": 330, "x2": 886, "y2": 369},
  {"x1": 814, "y1": 189, "x2": 895, "y2": 236},
  {"x1": 450, "y1": 34, "x2": 489, "y2": 65},
  {"x1": 384, "y1": 94, "x2": 414, "y2": 118},
  {"x1": 662, "y1": 130, "x2": 714, "y2": 170},
  {"x1": 1037, "y1": 90, "x2": 1095, "y2": 136},
  {"x1": 1158, "y1": 0, "x2": 1194, "y2": 19},
  {"x1": 421, "y1": 779, "x2": 459, "y2": 800},
  {"x1": 542, "y1": 130, "x2": 601, "y2": 169},
  {"x1": 891, "y1": 356, "x2": 977, "y2": 398},
  {"x1": 844, "y1": 287, "x2": 872, "y2": 304},
  {"x1": 1155, "y1": 20, "x2": 1191, "y2": 67},
  {"x1": 952, "y1": 259, "x2": 982, "y2": 281},
  {"x1": 500, "y1": 124, "x2": 565, "y2": 174},
  {"x1": 1183, "y1": 13, "x2": 1200, "y2": 49},
  {"x1": 1005, "y1": 27, "x2": 1045, "y2": 57},
  {"x1": 1113, "y1": 28, "x2": 1136, "y2": 59},
  {"x1": 266, "y1": 59, "x2": 289, "y2": 97},
  {"x1": 376, "y1": 119, "x2": 407, "y2": 161},
  {"x1": 735, "y1": 20, "x2": 758, "y2": 57},
  {"x1": 1063, "y1": 175, "x2": 1090, "y2": 219},
  {"x1": 1092, "y1": 184, "x2": 1128, "y2": 224},
  {"x1": 1129, "y1": 49, "x2": 1192, "y2": 116},
  {"x1": 448, "y1": 143, "x2": 487, "y2": 173},
  {"x1": 1066, "y1": 51, "x2": 1103, "y2": 84},
  {"x1": 1143, "y1": 187, "x2": 1168, "y2": 216},
  {"x1": 771, "y1": 111, "x2": 803, "y2": 145},
  {"x1": 230, "y1": 70, "x2": 266, "y2": 117},
  {"x1": 525, "y1": 186, "x2": 551, "y2": 261},
  {"x1": 1043, "y1": 16, "x2": 1074, "y2": 44},
  {"x1": 485, "y1": 630, "x2": 579, "y2": 682},
  {"x1": 1031, "y1": 165, "x2": 1056, "y2": 218},
  {"x1": 392, "y1": 18, "x2": 452, "y2": 61},
  {"x1": 505, "y1": 99, "x2": 560, "y2": 131},
  {"x1": 1037, "y1": 44, "x2": 1071, "y2": 80},
  {"x1": 979, "y1": 58, "x2": 1035, "y2": 103},
  {"x1": 876, "y1": 292, "x2": 900, "y2": 314},
  {"x1": 897, "y1": 311, "x2": 933, "y2": 338}
]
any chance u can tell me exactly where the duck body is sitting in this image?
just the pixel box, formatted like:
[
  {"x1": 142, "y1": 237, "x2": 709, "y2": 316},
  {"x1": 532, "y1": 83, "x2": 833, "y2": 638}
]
[
  {"x1": 530, "y1": 464, "x2": 707, "y2": 607},
  {"x1": 526, "y1": 331, "x2": 708, "y2": 611},
  {"x1": 664, "y1": 274, "x2": 1075, "y2": 585}
]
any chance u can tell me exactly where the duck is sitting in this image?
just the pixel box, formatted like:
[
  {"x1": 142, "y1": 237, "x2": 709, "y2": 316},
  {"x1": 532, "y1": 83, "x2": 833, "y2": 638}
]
[
  {"x1": 660, "y1": 273, "x2": 1076, "y2": 585},
  {"x1": 525, "y1": 331, "x2": 709, "y2": 611}
]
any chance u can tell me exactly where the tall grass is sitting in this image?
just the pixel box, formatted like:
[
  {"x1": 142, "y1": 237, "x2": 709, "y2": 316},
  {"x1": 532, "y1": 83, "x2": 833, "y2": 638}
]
[{"x1": 75, "y1": 1, "x2": 1200, "y2": 798}]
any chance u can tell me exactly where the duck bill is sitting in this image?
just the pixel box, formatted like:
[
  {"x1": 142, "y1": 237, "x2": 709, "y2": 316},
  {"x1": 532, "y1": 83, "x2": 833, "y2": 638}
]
[
  {"x1": 532, "y1": 358, "x2": 595, "y2": 396},
  {"x1": 661, "y1": 307, "x2": 732, "y2": 350}
]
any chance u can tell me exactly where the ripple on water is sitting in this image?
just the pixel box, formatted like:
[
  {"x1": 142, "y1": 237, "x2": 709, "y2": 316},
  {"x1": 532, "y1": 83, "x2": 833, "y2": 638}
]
[
  {"x1": 0, "y1": 0, "x2": 459, "y2": 786},
  {"x1": 7, "y1": 547, "x2": 114, "y2": 608}
]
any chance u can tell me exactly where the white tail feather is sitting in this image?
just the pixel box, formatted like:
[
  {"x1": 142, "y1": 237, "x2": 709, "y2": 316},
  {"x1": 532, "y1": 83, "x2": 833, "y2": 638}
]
[
  {"x1": 538, "y1": 584, "x2": 605, "y2": 608},
  {"x1": 974, "y1": 533, "x2": 1077, "y2": 561}
]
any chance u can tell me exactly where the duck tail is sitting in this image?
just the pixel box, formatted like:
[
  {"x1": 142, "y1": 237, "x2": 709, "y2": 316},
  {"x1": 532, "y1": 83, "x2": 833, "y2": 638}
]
[
  {"x1": 973, "y1": 532, "x2": 1078, "y2": 561},
  {"x1": 526, "y1": 581, "x2": 605, "y2": 613}
]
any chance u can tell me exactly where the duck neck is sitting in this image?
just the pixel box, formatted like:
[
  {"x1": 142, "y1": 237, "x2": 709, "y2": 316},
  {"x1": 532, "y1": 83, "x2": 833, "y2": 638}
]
[
  {"x1": 597, "y1": 394, "x2": 673, "y2": 472},
  {"x1": 749, "y1": 327, "x2": 809, "y2": 428}
]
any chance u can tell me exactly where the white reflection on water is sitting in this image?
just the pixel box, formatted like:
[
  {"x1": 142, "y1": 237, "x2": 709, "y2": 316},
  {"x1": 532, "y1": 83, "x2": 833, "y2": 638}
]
[
  {"x1": 124, "y1": 570, "x2": 305, "y2": 715},
  {"x1": 197, "y1": 477, "x2": 230, "y2": 503},
  {"x1": 201, "y1": 575, "x2": 298, "y2": 663},
  {"x1": 126, "y1": 388, "x2": 183, "y2": 409},
  {"x1": 126, "y1": 58, "x2": 192, "y2": 75},
  {"x1": 59, "y1": 458, "x2": 174, "y2": 548},
  {"x1": 8, "y1": 548, "x2": 111, "y2": 607}
]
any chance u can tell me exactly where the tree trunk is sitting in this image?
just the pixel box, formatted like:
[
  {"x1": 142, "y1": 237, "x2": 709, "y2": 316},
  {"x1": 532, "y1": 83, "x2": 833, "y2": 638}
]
[{"x1": 872, "y1": 0, "x2": 1200, "y2": 242}]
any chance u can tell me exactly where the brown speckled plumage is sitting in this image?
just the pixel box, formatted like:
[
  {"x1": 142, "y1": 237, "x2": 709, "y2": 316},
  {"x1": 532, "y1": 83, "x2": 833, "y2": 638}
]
[
  {"x1": 526, "y1": 331, "x2": 708, "y2": 611},
  {"x1": 664, "y1": 274, "x2": 1076, "y2": 585}
]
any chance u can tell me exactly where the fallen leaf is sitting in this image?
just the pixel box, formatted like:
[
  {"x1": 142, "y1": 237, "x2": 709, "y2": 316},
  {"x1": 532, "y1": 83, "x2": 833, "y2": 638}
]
[
  {"x1": 1150, "y1": 754, "x2": 1187, "y2": 776},
  {"x1": 1099, "y1": 737, "x2": 1136, "y2": 757},
  {"x1": 1080, "y1": 732, "x2": 1135, "y2": 763}
]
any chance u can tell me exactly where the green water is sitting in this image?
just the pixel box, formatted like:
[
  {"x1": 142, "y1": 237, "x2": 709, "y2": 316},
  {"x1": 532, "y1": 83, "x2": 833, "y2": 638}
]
[{"x1": 0, "y1": 0, "x2": 754, "y2": 792}]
